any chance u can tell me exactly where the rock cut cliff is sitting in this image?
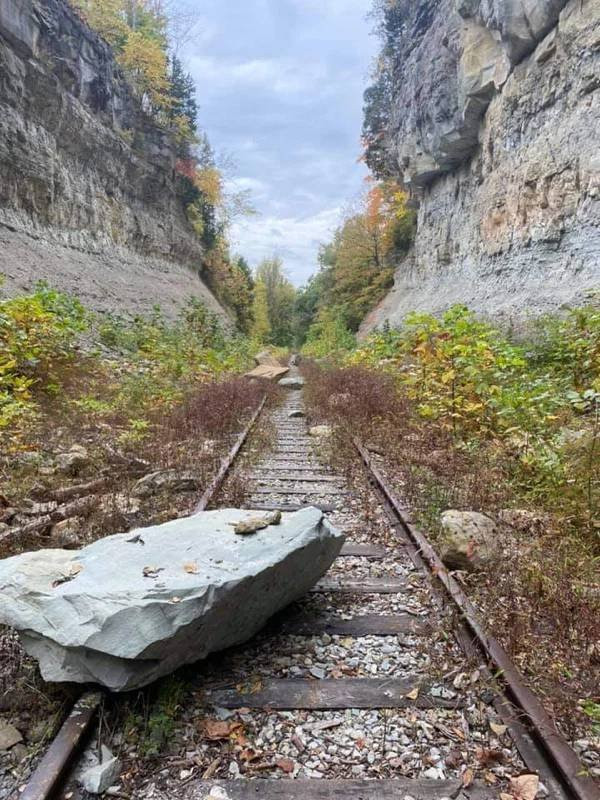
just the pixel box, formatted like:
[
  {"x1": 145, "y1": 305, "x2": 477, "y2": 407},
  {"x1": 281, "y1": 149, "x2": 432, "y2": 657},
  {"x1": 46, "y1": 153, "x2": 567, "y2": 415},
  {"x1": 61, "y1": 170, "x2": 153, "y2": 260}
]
[
  {"x1": 363, "y1": 0, "x2": 600, "y2": 332},
  {"x1": 0, "y1": 0, "x2": 228, "y2": 321}
]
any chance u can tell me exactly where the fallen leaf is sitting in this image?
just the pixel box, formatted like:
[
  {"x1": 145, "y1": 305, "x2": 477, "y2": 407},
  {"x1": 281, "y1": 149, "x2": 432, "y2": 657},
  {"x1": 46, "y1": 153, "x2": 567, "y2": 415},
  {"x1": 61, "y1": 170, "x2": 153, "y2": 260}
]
[
  {"x1": 490, "y1": 722, "x2": 508, "y2": 736},
  {"x1": 52, "y1": 562, "x2": 84, "y2": 588},
  {"x1": 509, "y1": 774, "x2": 539, "y2": 800},
  {"x1": 142, "y1": 565, "x2": 163, "y2": 578},
  {"x1": 275, "y1": 758, "x2": 295, "y2": 774},
  {"x1": 203, "y1": 719, "x2": 243, "y2": 741},
  {"x1": 484, "y1": 771, "x2": 498, "y2": 785},
  {"x1": 462, "y1": 767, "x2": 474, "y2": 788},
  {"x1": 476, "y1": 747, "x2": 505, "y2": 766},
  {"x1": 236, "y1": 675, "x2": 263, "y2": 695},
  {"x1": 406, "y1": 686, "x2": 420, "y2": 700},
  {"x1": 184, "y1": 562, "x2": 199, "y2": 574}
]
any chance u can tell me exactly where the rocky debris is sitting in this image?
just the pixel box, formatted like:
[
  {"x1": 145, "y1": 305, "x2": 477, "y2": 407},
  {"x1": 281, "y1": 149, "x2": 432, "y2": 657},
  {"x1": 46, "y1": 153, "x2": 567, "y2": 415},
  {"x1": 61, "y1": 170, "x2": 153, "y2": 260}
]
[
  {"x1": 438, "y1": 510, "x2": 499, "y2": 571},
  {"x1": 0, "y1": 507, "x2": 344, "y2": 691},
  {"x1": 309, "y1": 426, "x2": 332, "y2": 438},
  {"x1": 78, "y1": 745, "x2": 121, "y2": 794},
  {"x1": 0, "y1": 721, "x2": 22, "y2": 751},
  {"x1": 132, "y1": 470, "x2": 199, "y2": 498},
  {"x1": 233, "y1": 511, "x2": 282, "y2": 535},
  {"x1": 51, "y1": 517, "x2": 83, "y2": 548},
  {"x1": 288, "y1": 410, "x2": 305, "y2": 418},
  {"x1": 279, "y1": 377, "x2": 305, "y2": 389},
  {"x1": 56, "y1": 445, "x2": 90, "y2": 476}
]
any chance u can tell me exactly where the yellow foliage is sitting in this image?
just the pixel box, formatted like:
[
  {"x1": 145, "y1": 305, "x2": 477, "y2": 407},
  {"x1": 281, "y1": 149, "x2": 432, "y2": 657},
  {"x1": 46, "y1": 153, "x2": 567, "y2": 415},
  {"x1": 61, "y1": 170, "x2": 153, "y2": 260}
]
[
  {"x1": 193, "y1": 167, "x2": 223, "y2": 207},
  {"x1": 120, "y1": 30, "x2": 172, "y2": 110}
]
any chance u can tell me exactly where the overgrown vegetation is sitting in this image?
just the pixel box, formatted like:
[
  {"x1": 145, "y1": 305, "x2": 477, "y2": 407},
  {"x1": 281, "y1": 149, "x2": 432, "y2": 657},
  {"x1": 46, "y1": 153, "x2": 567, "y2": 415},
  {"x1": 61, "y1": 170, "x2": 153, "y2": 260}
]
[
  {"x1": 302, "y1": 302, "x2": 600, "y2": 739},
  {"x1": 0, "y1": 281, "x2": 255, "y2": 451},
  {"x1": 294, "y1": 180, "x2": 415, "y2": 350}
]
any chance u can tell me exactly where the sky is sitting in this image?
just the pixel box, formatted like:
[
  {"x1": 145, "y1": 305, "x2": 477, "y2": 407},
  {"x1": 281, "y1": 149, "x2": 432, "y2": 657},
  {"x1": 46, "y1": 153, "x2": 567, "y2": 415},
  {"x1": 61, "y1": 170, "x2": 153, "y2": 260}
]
[{"x1": 179, "y1": 0, "x2": 378, "y2": 287}]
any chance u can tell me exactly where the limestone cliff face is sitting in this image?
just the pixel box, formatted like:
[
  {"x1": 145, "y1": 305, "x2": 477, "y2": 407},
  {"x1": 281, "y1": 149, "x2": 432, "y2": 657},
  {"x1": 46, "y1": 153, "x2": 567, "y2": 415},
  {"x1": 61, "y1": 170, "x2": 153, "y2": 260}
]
[
  {"x1": 363, "y1": 0, "x2": 600, "y2": 332},
  {"x1": 0, "y1": 0, "x2": 228, "y2": 321}
]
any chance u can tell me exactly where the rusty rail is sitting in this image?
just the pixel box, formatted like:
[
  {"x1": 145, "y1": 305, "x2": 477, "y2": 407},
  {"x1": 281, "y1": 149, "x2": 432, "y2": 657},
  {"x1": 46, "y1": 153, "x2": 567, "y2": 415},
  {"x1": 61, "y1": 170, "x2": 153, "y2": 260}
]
[
  {"x1": 195, "y1": 395, "x2": 267, "y2": 512},
  {"x1": 19, "y1": 693, "x2": 101, "y2": 800},
  {"x1": 355, "y1": 438, "x2": 600, "y2": 800}
]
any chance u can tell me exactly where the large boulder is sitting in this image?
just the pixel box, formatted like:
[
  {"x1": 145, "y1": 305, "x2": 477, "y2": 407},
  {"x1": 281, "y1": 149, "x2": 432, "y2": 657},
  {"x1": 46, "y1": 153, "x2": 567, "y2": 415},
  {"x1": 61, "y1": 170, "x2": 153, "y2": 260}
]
[
  {"x1": 244, "y1": 364, "x2": 289, "y2": 381},
  {"x1": 0, "y1": 508, "x2": 344, "y2": 691},
  {"x1": 254, "y1": 350, "x2": 281, "y2": 367},
  {"x1": 439, "y1": 510, "x2": 498, "y2": 571}
]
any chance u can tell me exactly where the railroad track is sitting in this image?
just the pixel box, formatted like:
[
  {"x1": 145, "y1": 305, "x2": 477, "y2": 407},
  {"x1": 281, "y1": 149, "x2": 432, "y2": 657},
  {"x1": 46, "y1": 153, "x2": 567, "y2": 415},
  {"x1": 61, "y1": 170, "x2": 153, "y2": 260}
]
[{"x1": 17, "y1": 368, "x2": 600, "y2": 800}]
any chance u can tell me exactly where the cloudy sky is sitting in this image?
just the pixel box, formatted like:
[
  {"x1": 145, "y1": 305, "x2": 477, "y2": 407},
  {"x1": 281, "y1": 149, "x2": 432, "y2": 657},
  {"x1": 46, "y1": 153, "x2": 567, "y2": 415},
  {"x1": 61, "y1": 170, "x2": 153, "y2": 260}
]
[{"x1": 180, "y1": 0, "x2": 377, "y2": 286}]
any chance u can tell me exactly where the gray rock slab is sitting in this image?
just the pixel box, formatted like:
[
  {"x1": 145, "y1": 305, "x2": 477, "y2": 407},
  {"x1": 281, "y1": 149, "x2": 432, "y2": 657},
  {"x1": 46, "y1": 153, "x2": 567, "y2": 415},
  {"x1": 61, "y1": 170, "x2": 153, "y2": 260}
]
[
  {"x1": 278, "y1": 377, "x2": 305, "y2": 388},
  {"x1": 0, "y1": 508, "x2": 344, "y2": 691}
]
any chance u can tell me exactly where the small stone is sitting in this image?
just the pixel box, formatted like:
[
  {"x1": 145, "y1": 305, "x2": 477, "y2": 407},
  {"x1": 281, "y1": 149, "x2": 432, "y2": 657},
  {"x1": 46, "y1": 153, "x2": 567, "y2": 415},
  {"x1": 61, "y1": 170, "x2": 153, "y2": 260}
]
[
  {"x1": 288, "y1": 410, "x2": 305, "y2": 418},
  {"x1": 10, "y1": 743, "x2": 28, "y2": 764},
  {"x1": 310, "y1": 666, "x2": 325, "y2": 679},
  {"x1": 51, "y1": 518, "x2": 83, "y2": 548},
  {"x1": 78, "y1": 746, "x2": 121, "y2": 794},
  {"x1": 309, "y1": 425, "x2": 332, "y2": 438},
  {"x1": 278, "y1": 377, "x2": 305, "y2": 389},
  {"x1": 56, "y1": 446, "x2": 90, "y2": 476},
  {"x1": 423, "y1": 767, "x2": 440, "y2": 780},
  {"x1": 0, "y1": 721, "x2": 23, "y2": 751}
]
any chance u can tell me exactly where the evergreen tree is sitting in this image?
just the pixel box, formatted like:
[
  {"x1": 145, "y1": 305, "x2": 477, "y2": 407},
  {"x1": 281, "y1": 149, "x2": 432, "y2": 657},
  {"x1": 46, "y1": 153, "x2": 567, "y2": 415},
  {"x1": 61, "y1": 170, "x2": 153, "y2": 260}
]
[{"x1": 169, "y1": 55, "x2": 198, "y2": 134}]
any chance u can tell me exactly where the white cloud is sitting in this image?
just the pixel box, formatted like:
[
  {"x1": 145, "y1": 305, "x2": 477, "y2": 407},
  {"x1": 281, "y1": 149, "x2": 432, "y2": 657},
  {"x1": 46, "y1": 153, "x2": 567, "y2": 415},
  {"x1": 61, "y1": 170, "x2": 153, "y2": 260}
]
[
  {"x1": 231, "y1": 206, "x2": 342, "y2": 286},
  {"x1": 189, "y1": 55, "x2": 324, "y2": 95}
]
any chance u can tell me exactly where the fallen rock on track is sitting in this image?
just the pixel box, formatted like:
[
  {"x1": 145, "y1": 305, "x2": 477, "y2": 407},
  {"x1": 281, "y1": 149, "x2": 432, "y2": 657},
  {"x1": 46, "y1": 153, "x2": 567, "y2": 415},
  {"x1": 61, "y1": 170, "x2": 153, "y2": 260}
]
[
  {"x1": 244, "y1": 364, "x2": 289, "y2": 381},
  {"x1": 0, "y1": 507, "x2": 344, "y2": 691}
]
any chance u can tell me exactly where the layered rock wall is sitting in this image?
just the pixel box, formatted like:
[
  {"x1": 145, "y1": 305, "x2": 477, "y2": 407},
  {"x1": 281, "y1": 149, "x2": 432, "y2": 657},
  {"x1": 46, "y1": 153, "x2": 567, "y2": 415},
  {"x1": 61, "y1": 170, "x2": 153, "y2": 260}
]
[
  {"x1": 363, "y1": 0, "x2": 600, "y2": 331},
  {"x1": 0, "y1": 0, "x2": 228, "y2": 321}
]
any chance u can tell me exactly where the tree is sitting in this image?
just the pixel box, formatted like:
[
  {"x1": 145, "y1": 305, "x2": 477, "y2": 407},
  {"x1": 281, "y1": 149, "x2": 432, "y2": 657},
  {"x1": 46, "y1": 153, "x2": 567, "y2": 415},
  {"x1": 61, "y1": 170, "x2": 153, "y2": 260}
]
[
  {"x1": 303, "y1": 308, "x2": 355, "y2": 358},
  {"x1": 251, "y1": 279, "x2": 271, "y2": 344},
  {"x1": 169, "y1": 55, "x2": 198, "y2": 154},
  {"x1": 255, "y1": 258, "x2": 296, "y2": 347}
]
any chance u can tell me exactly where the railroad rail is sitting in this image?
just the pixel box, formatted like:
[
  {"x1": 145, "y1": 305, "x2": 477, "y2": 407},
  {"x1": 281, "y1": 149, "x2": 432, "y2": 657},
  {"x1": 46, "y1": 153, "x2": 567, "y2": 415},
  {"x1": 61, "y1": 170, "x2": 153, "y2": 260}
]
[{"x1": 17, "y1": 367, "x2": 599, "y2": 800}]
